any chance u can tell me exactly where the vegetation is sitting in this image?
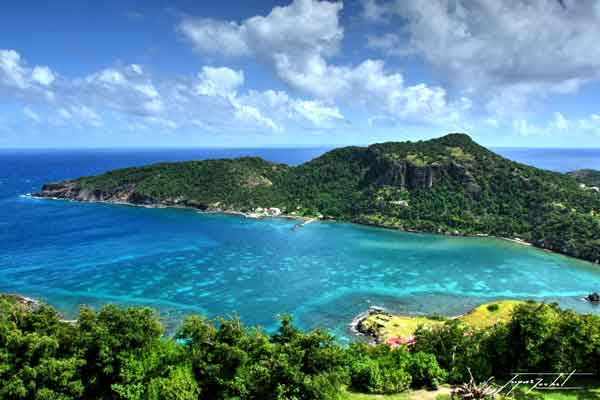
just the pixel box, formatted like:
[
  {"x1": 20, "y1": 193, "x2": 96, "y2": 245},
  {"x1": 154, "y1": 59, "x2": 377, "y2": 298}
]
[
  {"x1": 460, "y1": 300, "x2": 523, "y2": 329},
  {"x1": 568, "y1": 169, "x2": 600, "y2": 187},
  {"x1": 37, "y1": 134, "x2": 600, "y2": 264},
  {"x1": 359, "y1": 313, "x2": 443, "y2": 340},
  {"x1": 359, "y1": 300, "x2": 524, "y2": 341},
  {"x1": 1, "y1": 297, "x2": 600, "y2": 399}
]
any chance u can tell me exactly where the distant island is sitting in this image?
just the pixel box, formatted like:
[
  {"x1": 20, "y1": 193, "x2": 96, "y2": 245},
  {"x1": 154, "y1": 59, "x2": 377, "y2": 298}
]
[{"x1": 35, "y1": 133, "x2": 600, "y2": 263}]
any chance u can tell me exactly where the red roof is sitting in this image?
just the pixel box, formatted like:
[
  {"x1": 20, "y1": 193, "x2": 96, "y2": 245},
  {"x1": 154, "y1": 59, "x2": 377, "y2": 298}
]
[{"x1": 386, "y1": 336, "x2": 416, "y2": 348}]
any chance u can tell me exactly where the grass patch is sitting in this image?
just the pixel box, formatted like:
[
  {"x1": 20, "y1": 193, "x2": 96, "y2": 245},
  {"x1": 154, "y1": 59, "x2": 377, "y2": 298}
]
[
  {"x1": 362, "y1": 301, "x2": 527, "y2": 341},
  {"x1": 363, "y1": 314, "x2": 444, "y2": 339},
  {"x1": 460, "y1": 300, "x2": 525, "y2": 329}
]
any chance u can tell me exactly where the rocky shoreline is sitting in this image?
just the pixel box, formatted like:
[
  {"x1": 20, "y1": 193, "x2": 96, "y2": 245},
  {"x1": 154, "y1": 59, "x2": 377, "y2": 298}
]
[
  {"x1": 0, "y1": 293, "x2": 40, "y2": 312},
  {"x1": 351, "y1": 306, "x2": 392, "y2": 344},
  {"x1": 27, "y1": 191, "x2": 315, "y2": 223}
]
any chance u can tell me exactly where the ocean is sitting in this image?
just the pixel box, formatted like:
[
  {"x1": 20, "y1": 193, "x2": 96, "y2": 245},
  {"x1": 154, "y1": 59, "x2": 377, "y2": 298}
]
[{"x1": 1, "y1": 146, "x2": 600, "y2": 342}]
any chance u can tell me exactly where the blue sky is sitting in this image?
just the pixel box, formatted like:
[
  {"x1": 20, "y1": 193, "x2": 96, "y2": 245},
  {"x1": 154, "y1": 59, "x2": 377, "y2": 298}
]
[{"x1": 1, "y1": 0, "x2": 600, "y2": 148}]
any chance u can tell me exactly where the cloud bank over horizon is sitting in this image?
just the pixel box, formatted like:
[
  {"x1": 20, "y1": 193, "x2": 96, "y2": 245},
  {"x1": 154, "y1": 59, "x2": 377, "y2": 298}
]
[{"x1": 1, "y1": 0, "x2": 600, "y2": 147}]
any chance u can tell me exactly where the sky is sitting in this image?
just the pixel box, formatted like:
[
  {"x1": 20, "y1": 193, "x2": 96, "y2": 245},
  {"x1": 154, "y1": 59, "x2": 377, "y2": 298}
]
[{"x1": 1, "y1": 0, "x2": 600, "y2": 148}]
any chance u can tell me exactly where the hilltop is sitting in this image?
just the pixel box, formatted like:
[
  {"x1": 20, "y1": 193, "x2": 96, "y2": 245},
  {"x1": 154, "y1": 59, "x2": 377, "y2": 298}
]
[{"x1": 36, "y1": 133, "x2": 600, "y2": 263}]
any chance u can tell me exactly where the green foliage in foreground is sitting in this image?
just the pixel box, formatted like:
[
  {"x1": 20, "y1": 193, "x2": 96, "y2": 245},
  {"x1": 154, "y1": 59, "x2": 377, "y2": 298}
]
[{"x1": 1, "y1": 299, "x2": 600, "y2": 399}]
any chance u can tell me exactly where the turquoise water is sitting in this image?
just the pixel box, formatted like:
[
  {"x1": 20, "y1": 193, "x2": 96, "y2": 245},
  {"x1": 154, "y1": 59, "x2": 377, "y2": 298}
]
[{"x1": 1, "y1": 148, "x2": 600, "y2": 342}]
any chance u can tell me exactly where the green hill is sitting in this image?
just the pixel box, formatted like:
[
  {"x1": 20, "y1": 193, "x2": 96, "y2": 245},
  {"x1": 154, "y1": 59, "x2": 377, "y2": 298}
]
[
  {"x1": 568, "y1": 169, "x2": 600, "y2": 187},
  {"x1": 36, "y1": 133, "x2": 600, "y2": 263}
]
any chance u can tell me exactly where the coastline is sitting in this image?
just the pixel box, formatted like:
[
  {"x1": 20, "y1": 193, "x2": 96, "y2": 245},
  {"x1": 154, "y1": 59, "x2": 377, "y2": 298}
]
[
  {"x1": 25, "y1": 194, "x2": 598, "y2": 265},
  {"x1": 347, "y1": 218, "x2": 599, "y2": 266},
  {"x1": 24, "y1": 193, "x2": 312, "y2": 222},
  {"x1": 351, "y1": 300, "x2": 527, "y2": 344}
]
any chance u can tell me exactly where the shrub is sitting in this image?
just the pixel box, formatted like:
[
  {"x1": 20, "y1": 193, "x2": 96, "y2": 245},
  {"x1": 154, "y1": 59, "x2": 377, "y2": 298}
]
[
  {"x1": 350, "y1": 359, "x2": 385, "y2": 393},
  {"x1": 487, "y1": 304, "x2": 499, "y2": 312},
  {"x1": 409, "y1": 351, "x2": 447, "y2": 389},
  {"x1": 147, "y1": 366, "x2": 200, "y2": 400}
]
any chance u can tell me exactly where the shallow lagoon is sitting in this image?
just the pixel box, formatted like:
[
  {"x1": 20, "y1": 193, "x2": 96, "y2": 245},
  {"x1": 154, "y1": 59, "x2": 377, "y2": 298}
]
[{"x1": 1, "y1": 148, "x2": 600, "y2": 343}]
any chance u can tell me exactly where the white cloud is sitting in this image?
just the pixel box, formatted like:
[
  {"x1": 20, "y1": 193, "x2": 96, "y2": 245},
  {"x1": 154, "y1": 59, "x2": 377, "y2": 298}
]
[
  {"x1": 179, "y1": 0, "x2": 467, "y2": 127},
  {"x1": 374, "y1": 0, "x2": 600, "y2": 95},
  {"x1": 71, "y1": 105, "x2": 102, "y2": 127},
  {"x1": 361, "y1": 0, "x2": 390, "y2": 22},
  {"x1": 0, "y1": 49, "x2": 56, "y2": 90},
  {"x1": 58, "y1": 108, "x2": 72, "y2": 120},
  {"x1": 231, "y1": 101, "x2": 280, "y2": 132},
  {"x1": 179, "y1": 0, "x2": 344, "y2": 96},
  {"x1": 95, "y1": 69, "x2": 126, "y2": 85},
  {"x1": 129, "y1": 64, "x2": 143, "y2": 75},
  {"x1": 291, "y1": 99, "x2": 343, "y2": 125},
  {"x1": 81, "y1": 66, "x2": 165, "y2": 116},
  {"x1": 23, "y1": 107, "x2": 41, "y2": 122},
  {"x1": 3, "y1": 49, "x2": 344, "y2": 135},
  {"x1": 31, "y1": 66, "x2": 55, "y2": 86},
  {"x1": 240, "y1": 89, "x2": 344, "y2": 127},
  {"x1": 0, "y1": 50, "x2": 29, "y2": 88},
  {"x1": 196, "y1": 66, "x2": 244, "y2": 97},
  {"x1": 551, "y1": 112, "x2": 569, "y2": 131},
  {"x1": 180, "y1": 0, "x2": 343, "y2": 63},
  {"x1": 145, "y1": 116, "x2": 177, "y2": 130},
  {"x1": 180, "y1": 19, "x2": 250, "y2": 57},
  {"x1": 506, "y1": 111, "x2": 600, "y2": 137}
]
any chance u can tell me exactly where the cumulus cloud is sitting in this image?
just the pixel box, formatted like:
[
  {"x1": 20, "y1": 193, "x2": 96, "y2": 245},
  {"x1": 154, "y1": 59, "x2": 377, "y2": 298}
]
[
  {"x1": 180, "y1": 0, "x2": 344, "y2": 97},
  {"x1": 31, "y1": 66, "x2": 55, "y2": 86},
  {"x1": 81, "y1": 67, "x2": 164, "y2": 116},
  {"x1": 196, "y1": 66, "x2": 244, "y2": 97},
  {"x1": 0, "y1": 50, "x2": 30, "y2": 89},
  {"x1": 0, "y1": 49, "x2": 55, "y2": 90},
  {"x1": 180, "y1": 19, "x2": 250, "y2": 57},
  {"x1": 179, "y1": 0, "x2": 467, "y2": 127},
  {"x1": 2, "y1": 48, "x2": 343, "y2": 135},
  {"x1": 366, "y1": 0, "x2": 600, "y2": 95},
  {"x1": 240, "y1": 89, "x2": 344, "y2": 127},
  {"x1": 179, "y1": 0, "x2": 344, "y2": 97}
]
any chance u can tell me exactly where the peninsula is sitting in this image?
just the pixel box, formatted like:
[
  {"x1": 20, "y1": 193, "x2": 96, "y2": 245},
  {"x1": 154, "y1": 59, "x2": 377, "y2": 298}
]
[{"x1": 35, "y1": 133, "x2": 600, "y2": 263}]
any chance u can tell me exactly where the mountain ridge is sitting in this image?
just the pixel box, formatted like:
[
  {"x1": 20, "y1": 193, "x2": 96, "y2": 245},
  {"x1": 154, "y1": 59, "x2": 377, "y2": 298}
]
[{"x1": 35, "y1": 133, "x2": 600, "y2": 263}]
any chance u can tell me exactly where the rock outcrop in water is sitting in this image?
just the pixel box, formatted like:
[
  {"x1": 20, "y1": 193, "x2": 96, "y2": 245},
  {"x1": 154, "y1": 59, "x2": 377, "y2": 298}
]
[
  {"x1": 585, "y1": 292, "x2": 600, "y2": 302},
  {"x1": 34, "y1": 133, "x2": 600, "y2": 264},
  {"x1": 40, "y1": 181, "x2": 210, "y2": 210}
]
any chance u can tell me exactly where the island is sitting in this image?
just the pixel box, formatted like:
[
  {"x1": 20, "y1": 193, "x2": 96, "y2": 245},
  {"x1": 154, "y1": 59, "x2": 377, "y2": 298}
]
[{"x1": 35, "y1": 133, "x2": 600, "y2": 263}]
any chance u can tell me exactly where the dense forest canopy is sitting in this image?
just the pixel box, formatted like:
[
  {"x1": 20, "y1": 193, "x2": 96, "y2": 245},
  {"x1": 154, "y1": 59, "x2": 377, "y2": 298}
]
[
  {"x1": 37, "y1": 133, "x2": 600, "y2": 263},
  {"x1": 1, "y1": 296, "x2": 599, "y2": 399}
]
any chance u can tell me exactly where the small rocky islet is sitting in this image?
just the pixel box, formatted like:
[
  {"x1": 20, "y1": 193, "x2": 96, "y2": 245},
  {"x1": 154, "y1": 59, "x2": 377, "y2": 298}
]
[{"x1": 586, "y1": 292, "x2": 600, "y2": 302}]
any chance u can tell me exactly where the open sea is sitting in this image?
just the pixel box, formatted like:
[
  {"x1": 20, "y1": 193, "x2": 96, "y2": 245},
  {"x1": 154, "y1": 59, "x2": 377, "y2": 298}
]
[{"x1": 1, "y1": 147, "x2": 600, "y2": 342}]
